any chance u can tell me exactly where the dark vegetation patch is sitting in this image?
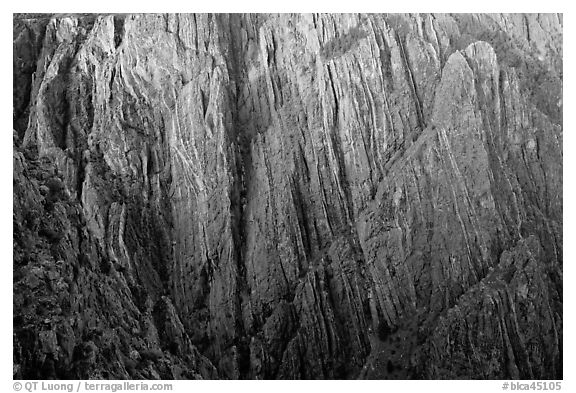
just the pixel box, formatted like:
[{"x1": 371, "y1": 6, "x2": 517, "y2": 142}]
[
  {"x1": 113, "y1": 15, "x2": 125, "y2": 48},
  {"x1": 320, "y1": 26, "x2": 368, "y2": 61},
  {"x1": 377, "y1": 321, "x2": 393, "y2": 341}
]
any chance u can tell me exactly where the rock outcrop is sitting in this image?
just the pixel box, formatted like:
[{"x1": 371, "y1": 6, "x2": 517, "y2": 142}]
[{"x1": 13, "y1": 13, "x2": 562, "y2": 379}]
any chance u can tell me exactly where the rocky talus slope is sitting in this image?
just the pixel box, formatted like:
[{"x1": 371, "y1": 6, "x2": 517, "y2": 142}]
[{"x1": 13, "y1": 13, "x2": 562, "y2": 379}]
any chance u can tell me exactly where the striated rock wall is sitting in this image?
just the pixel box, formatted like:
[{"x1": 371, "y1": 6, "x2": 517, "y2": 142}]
[{"x1": 13, "y1": 13, "x2": 562, "y2": 379}]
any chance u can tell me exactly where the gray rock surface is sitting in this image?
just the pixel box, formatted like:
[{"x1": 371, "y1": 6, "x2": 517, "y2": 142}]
[{"x1": 13, "y1": 13, "x2": 562, "y2": 379}]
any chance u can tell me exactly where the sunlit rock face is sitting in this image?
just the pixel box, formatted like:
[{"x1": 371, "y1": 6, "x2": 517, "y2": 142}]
[{"x1": 13, "y1": 13, "x2": 562, "y2": 379}]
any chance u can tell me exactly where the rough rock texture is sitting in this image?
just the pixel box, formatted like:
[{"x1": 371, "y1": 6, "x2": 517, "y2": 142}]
[{"x1": 13, "y1": 13, "x2": 562, "y2": 379}]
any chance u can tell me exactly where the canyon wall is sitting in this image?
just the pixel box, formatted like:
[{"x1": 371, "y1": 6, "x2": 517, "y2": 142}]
[{"x1": 13, "y1": 13, "x2": 562, "y2": 379}]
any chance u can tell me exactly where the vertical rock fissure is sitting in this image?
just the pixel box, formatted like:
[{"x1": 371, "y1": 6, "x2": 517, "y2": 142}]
[{"x1": 396, "y1": 32, "x2": 426, "y2": 131}]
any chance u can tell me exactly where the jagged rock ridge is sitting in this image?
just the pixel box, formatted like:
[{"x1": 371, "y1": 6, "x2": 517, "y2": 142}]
[{"x1": 13, "y1": 13, "x2": 562, "y2": 379}]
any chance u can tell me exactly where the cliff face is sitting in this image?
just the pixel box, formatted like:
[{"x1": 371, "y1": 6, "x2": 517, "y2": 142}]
[{"x1": 13, "y1": 13, "x2": 562, "y2": 379}]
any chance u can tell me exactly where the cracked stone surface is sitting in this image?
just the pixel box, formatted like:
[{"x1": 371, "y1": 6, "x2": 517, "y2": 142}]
[{"x1": 13, "y1": 13, "x2": 562, "y2": 379}]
